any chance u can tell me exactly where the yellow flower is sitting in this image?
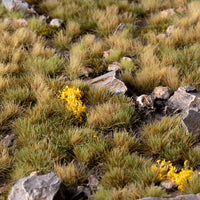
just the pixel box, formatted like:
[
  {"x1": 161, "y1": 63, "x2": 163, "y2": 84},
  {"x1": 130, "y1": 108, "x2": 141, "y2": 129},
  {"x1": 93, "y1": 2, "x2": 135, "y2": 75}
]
[{"x1": 57, "y1": 86, "x2": 86, "y2": 121}]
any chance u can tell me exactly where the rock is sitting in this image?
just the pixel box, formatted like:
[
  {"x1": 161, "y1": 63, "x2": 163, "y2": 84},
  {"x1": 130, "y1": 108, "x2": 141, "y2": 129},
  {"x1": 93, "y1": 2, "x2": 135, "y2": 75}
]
[
  {"x1": 4, "y1": 18, "x2": 13, "y2": 26},
  {"x1": 166, "y1": 25, "x2": 177, "y2": 36},
  {"x1": 30, "y1": 171, "x2": 41, "y2": 177},
  {"x1": 138, "y1": 193, "x2": 200, "y2": 200},
  {"x1": 151, "y1": 86, "x2": 172, "y2": 100},
  {"x1": 103, "y1": 49, "x2": 113, "y2": 59},
  {"x1": 107, "y1": 62, "x2": 121, "y2": 72},
  {"x1": 160, "y1": 8, "x2": 175, "y2": 18},
  {"x1": 113, "y1": 23, "x2": 126, "y2": 35},
  {"x1": 156, "y1": 33, "x2": 167, "y2": 41},
  {"x1": 50, "y1": 19, "x2": 63, "y2": 27},
  {"x1": 16, "y1": 18, "x2": 28, "y2": 27},
  {"x1": 2, "y1": 0, "x2": 29, "y2": 12},
  {"x1": 136, "y1": 95, "x2": 154, "y2": 110},
  {"x1": 8, "y1": 172, "x2": 70, "y2": 200},
  {"x1": 122, "y1": 57, "x2": 132, "y2": 62},
  {"x1": 88, "y1": 175, "x2": 99, "y2": 192},
  {"x1": 161, "y1": 179, "x2": 177, "y2": 191},
  {"x1": 182, "y1": 110, "x2": 200, "y2": 136},
  {"x1": 1, "y1": 134, "x2": 15, "y2": 148},
  {"x1": 87, "y1": 71, "x2": 127, "y2": 95},
  {"x1": 166, "y1": 86, "x2": 200, "y2": 116},
  {"x1": 82, "y1": 67, "x2": 94, "y2": 77}
]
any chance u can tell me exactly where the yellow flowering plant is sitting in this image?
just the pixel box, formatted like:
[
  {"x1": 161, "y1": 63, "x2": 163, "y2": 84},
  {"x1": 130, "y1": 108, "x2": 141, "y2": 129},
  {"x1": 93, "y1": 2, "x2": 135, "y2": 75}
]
[
  {"x1": 57, "y1": 86, "x2": 86, "y2": 121},
  {"x1": 152, "y1": 160, "x2": 195, "y2": 192}
]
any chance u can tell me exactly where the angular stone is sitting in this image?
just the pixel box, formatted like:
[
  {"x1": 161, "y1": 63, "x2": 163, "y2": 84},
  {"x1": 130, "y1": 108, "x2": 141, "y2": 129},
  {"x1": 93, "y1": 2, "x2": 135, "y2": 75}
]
[
  {"x1": 113, "y1": 23, "x2": 126, "y2": 35},
  {"x1": 107, "y1": 62, "x2": 121, "y2": 72},
  {"x1": 50, "y1": 19, "x2": 63, "y2": 27},
  {"x1": 8, "y1": 172, "x2": 70, "y2": 200},
  {"x1": 166, "y1": 86, "x2": 200, "y2": 116},
  {"x1": 151, "y1": 86, "x2": 172, "y2": 100},
  {"x1": 16, "y1": 18, "x2": 28, "y2": 27},
  {"x1": 166, "y1": 25, "x2": 177, "y2": 36},
  {"x1": 136, "y1": 95, "x2": 154, "y2": 109},
  {"x1": 2, "y1": 0, "x2": 29, "y2": 12},
  {"x1": 87, "y1": 71, "x2": 127, "y2": 95},
  {"x1": 182, "y1": 110, "x2": 200, "y2": 136},
  {"x1": 160, "y1": 8, "x2": 175, "y2": 18}
]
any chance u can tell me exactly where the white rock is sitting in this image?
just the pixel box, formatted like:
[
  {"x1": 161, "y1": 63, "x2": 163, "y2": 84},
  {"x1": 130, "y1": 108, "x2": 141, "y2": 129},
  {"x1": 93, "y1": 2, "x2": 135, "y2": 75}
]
[
  {"x1": 50, "y1": 19, "x2": 63, "y2": 27},
  {"x1": 136, "y1": 95, "x2": 154, "y2": 109},
  {"x1": 107, "y1": 62, "x2": 121, "y2": 72}
]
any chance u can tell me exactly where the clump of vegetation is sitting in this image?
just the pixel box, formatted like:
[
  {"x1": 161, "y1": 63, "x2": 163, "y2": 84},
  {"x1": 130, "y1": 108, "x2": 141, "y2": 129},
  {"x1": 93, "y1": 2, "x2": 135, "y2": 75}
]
[
  {"x1": 57, "y1": 86, "x2": 86, "y2": 121},
  {"x1": 152, "y1": 160, "x2": 196, "y2": 192}
]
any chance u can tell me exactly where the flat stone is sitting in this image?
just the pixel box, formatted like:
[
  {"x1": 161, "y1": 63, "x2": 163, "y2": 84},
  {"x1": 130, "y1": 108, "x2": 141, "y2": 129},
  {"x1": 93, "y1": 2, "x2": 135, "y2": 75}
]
[
  {"x1": 87, "y1": 71, "x2": 127, "y2": 95},
  {"x1": 8, "y1": 172, "x2": 70, "y2": 200},
  {"x1": 151, "y1": 86, "x2": 172, "y2": 100},
  {"x1": 182, "y1": 110, "x2": 200, "y2": 136}
]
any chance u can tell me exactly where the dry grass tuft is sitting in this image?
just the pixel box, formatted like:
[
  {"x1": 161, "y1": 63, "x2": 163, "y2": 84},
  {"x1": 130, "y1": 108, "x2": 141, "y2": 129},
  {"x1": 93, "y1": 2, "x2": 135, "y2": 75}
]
[{"x1": 54, "y1": 161, "x2": 86, "y2": 187}]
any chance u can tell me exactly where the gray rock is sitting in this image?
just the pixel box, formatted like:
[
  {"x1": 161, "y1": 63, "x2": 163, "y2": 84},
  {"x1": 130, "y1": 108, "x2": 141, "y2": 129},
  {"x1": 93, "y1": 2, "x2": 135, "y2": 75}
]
[
  {"x1": 87, "y1": 71, "x2": 127, "y2": 95},
  {"x1": 113, "y1": 23, "x2": 126, "y2": 35},
  {"x1": 8, "y1": 172, "x2": 70, "y2": 200},
  {"x1": 138, "y1": 193, "x2": 200, "y2": 200},
  {"x1": 2, "y1": 0, "x2": 29, "y2": 12},
  {"x1": 166, "y1": 86, "x2": 200, "y2": 116},
  {"x1": 182, "y1": 110, "x2": 200, "y2": 136}
]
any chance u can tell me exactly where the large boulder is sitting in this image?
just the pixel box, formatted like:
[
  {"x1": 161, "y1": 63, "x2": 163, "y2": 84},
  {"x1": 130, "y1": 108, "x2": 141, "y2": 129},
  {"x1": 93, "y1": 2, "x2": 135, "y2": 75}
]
[
  {"x1": 8, "y1": 172, "x2": 70, "y2": 200},
  {"x1": 87, "y1": 71, "x2": 127, "y2": 95}
]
